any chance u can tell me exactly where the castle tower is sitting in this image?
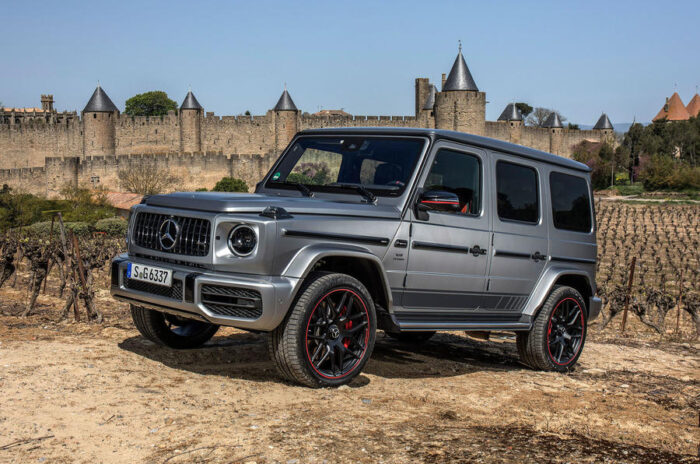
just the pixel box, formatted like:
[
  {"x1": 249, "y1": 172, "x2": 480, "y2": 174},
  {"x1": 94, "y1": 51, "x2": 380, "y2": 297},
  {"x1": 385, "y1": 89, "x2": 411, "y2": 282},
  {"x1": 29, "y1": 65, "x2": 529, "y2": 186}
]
[
  {"x1": 415, "y1": 78, "x2": 430, "y2": 118},
  {"x1": 179, "y1": 90, "x2": 203, "y2": 153},
  {"x1": 41, "y1": 94, "x2": 54, "y2": 111},
  {"x1": 497, "y1": 103, "x2": 523, "y2": 145},
  {"x1": 685, "y1": 93, "x2": 700, "y2": 118},
  {"x1": 593, "y1": 113, "x2": 614, "y2": 144},
  {"x1": 273, "y1": 87, "x2": 299, "y2": 153},
  {"x1": 82, "y1": 85, "x2": 118, "y2": 157},
  {"x1": 543, "y1": 112, "x2": 563, "y2": 156},
  {"x1": 434, "y1": 43, "x2": 486, "y2": 135}
]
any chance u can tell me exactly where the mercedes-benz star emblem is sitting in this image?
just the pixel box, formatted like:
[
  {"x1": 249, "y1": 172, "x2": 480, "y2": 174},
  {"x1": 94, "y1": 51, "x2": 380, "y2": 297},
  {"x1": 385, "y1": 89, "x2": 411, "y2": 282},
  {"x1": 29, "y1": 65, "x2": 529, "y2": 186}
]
[
  {"x1": 328, "y1": 325, "x2": 341, "y2": 340},
  {"x1": 158, "y1": 218, "x2": 180, "y2": 251}
]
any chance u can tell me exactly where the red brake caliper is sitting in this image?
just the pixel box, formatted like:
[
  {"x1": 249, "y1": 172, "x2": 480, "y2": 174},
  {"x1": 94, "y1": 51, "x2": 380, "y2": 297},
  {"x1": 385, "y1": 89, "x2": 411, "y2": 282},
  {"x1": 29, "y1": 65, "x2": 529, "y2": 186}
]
[{"x1": 343, "y1": 305, "x2": 352, "y2": 348}]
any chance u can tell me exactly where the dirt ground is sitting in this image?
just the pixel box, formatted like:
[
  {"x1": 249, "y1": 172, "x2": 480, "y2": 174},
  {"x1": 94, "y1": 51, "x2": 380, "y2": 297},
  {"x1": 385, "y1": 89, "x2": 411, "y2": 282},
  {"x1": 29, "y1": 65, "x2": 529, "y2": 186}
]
[{"x1": 0, "y1": 283, "x2": 699, "y2": 463}]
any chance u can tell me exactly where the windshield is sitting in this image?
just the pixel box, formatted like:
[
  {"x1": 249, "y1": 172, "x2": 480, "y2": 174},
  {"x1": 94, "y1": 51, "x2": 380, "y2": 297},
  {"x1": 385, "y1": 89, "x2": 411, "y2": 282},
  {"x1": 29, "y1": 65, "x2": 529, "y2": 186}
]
[{"x1": 265, "y1": 136, "x2": 426, "y2": 196}]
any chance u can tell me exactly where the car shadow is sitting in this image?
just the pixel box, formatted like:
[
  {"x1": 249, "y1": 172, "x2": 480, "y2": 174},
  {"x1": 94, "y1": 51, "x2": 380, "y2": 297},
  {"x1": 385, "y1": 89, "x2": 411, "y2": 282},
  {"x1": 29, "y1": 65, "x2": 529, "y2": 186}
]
[{"x1": 117, "y1": 331, "x2": 525, "y2": 386}]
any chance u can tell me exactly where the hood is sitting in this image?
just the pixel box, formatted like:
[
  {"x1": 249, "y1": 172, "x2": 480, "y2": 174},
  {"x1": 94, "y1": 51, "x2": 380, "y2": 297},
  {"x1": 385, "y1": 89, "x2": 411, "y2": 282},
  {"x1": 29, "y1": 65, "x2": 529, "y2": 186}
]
[{"x1": 144, "y1": 192, "x2": 403, "y2": 219}]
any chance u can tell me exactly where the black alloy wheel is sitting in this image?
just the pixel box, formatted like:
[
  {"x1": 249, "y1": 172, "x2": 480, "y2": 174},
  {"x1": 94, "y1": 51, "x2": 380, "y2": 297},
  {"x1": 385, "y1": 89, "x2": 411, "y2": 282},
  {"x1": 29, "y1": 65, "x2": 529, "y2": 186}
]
[{"x1": 305, "y1": 288, "x2": 370, "y2": 379}]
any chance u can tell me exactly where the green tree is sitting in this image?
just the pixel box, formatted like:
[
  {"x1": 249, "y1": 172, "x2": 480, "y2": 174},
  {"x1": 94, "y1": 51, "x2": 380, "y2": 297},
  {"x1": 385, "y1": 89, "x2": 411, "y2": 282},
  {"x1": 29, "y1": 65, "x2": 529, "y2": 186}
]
[
  {"x1": 514, "y1": 102, "x2": 533, "y2": 118},
  {"x1": 212, "y1": 177, "x2": 249, "y2": 192},
  {"x1": 124, "y1": 91, "x2": 177, "y2": 117},
  {"x1": 567, "y1": 122, "x2": 580, "y2": 130}
]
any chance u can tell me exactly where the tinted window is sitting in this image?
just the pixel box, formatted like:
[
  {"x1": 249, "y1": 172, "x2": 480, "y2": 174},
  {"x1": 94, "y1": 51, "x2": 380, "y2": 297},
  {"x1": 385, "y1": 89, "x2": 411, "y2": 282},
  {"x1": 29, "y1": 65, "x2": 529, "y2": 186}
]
[
  {"x1": 550, "y1": 172, "x2": 592, "y2": 232},
  {"x1": 496, "y1": 161, "x2": 539, "y2": 223},
  {"x1": 424, "y1": 149, "x2": 481, "y2": 214}
]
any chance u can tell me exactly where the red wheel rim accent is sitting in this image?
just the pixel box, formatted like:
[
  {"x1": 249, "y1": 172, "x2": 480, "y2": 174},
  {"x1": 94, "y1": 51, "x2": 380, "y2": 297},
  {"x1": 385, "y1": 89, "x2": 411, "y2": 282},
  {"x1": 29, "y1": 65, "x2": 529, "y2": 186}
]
[
  {"x1": 546, "y1": 297, "x2": 585, "y2": 366},
  {"x1": 304, "y1": 288, "x2": 370, "y2": 380}
]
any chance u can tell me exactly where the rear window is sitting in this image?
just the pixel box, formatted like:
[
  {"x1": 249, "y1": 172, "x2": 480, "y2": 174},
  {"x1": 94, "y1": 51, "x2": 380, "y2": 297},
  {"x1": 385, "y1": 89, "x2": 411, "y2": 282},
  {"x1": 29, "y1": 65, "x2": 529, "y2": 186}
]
[
  {"x1": 550, "y1": 172, "x2": 592, "y2": 232},
  {"x1": 496, "y1": 161, "x2": 539, "y2": 224}
]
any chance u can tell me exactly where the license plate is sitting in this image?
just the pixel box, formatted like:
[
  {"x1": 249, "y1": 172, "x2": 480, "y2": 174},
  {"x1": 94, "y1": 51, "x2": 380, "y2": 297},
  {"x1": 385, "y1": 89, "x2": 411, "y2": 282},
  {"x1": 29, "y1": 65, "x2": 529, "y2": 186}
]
[{"x1": 126, "y1": 263, "x2": 173, "y2": 287}]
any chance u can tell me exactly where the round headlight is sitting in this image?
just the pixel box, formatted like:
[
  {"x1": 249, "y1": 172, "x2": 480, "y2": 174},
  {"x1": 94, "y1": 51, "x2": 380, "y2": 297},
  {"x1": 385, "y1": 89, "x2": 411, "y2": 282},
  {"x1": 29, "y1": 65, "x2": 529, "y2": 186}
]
[{"x1": 228, "y1": 225, "x2": 257, "y2": 257}]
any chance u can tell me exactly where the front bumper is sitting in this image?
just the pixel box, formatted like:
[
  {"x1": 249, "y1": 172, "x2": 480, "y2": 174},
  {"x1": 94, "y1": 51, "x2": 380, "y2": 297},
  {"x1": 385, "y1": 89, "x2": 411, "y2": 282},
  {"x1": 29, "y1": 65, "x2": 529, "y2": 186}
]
[
  {"x1": 588, "y1": 296, "x2": 602, "y2": 321},
  {"x1": 110, "y1": 254, "x2": 299, "y2": 331}
]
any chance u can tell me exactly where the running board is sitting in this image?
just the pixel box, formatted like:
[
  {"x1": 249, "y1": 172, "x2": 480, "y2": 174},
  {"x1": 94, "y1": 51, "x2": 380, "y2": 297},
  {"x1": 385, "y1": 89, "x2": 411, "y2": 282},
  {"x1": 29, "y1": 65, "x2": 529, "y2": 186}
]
[{"x1": 391, "y1": 311, "x2": 532, "y2": 332}]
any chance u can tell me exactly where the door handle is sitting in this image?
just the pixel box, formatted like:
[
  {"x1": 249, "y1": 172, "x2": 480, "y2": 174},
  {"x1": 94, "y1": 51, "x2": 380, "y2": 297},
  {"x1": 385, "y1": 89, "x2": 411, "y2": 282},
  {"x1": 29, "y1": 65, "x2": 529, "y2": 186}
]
[
  {"x1": 394, "y1": 239, "x2": 408, "y2": 248},
  {"x1": 531, "y1": 251, "x2": 547, "y2": 262},
  {"x1": 470, "y1": 245, "x2": 487, "y2": 257}
]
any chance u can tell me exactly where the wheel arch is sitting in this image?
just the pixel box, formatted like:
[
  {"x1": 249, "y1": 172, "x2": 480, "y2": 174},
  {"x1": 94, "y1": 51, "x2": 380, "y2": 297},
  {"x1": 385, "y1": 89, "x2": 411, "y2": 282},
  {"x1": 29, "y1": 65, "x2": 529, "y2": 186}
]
[
  {"x1": 282, "y1": 244, "x2": 392, "y2": 314},
  {"x1": 524, "y1": 267, "x2": 594, "y2": 318}
]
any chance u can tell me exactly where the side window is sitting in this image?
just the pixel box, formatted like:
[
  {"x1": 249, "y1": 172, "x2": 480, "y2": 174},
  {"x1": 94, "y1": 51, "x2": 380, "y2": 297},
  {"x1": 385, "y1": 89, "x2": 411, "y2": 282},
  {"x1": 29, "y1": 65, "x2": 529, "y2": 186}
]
[
  {"x1": 496, "y1": 161, "x2": 539, "y2": 224},
  {"x1": 424, "y1": 149, "x2": 481, "y2": 215},
  {"x1": 550, "y1": 172, "x2": 592, "y2": 232}
]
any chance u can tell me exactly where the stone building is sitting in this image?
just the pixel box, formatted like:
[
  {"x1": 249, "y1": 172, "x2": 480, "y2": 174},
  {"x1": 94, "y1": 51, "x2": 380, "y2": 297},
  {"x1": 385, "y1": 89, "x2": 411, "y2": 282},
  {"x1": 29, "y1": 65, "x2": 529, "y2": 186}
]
[{"x1": 0, "y1": 45, "x2": 617, "y2": 196}]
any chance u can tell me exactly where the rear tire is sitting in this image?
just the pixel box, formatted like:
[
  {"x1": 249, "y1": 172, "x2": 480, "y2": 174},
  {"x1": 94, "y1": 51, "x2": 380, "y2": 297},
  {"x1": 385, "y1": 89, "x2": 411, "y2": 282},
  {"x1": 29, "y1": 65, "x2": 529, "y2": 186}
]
[
  {"x1": 385, "y1": 331, "x2": 436, "y2": 344},
  {"x1": 269, "y1": 272, "x2": 376, "y2": 388},
  {"x1": 130, "y1": 305, "x2": 219, "y2": 349},
  {"x1": 517, "y1": 286, "x2": 587, "y2": 372}
]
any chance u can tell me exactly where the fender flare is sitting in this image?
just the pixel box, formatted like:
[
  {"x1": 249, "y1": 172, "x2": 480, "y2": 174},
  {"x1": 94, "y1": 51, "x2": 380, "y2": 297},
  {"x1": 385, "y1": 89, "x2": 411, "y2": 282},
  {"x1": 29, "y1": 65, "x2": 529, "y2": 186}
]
[
  {"x1": 282, "y1": 243, "x2": 393, "y2": 310},
  {"x1": 522, "y1": 266, "x2": 594, "y2": 317}
]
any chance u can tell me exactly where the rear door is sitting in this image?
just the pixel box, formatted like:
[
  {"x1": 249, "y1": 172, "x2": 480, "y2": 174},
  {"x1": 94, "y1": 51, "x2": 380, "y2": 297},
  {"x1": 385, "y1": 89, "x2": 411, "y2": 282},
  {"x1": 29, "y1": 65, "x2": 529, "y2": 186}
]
[{"x1": 487, "y1": 153, "x2": 548, "y2": 313}]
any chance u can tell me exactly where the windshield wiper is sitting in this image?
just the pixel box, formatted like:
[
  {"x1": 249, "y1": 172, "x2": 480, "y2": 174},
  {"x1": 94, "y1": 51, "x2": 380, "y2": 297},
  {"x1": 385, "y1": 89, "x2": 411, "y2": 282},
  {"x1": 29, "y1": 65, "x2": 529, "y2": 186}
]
[
  {"x1": 288, "y1": 182, "x2": 313, "y2": 197},
  {"x1": 332, "y1": 183, "x2": 377, "y2": 204}
]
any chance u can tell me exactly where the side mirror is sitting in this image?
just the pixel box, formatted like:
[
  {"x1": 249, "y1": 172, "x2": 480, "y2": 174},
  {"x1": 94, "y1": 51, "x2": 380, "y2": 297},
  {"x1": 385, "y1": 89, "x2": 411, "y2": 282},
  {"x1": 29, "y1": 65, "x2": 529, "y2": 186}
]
[{"x1": 416, "y1": 190, "x2": 460, "y2": 219}]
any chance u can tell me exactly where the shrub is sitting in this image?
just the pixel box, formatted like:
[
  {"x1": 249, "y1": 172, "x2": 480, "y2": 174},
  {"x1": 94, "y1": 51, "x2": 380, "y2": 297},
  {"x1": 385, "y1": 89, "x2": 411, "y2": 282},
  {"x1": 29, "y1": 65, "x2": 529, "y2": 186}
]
[
  {"x1": 26, "y1": 221, "x2": 92, "y2": 237},
  {"x1": 638, "y1": 155, "x2": 700, "y2": 190},
  {"x1": 95, "y1": 217, "x2": 127, "y2": 236},
  {"x1": 212, "y1": 177, "x2": 249, "y2": 193}
]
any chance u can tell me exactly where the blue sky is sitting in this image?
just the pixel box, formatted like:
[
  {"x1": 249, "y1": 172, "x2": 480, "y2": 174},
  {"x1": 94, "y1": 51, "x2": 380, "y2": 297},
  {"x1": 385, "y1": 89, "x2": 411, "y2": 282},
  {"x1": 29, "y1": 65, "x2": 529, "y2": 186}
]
[{"x1": 2, "y1": 1, "x2": 698, "y2": 124}]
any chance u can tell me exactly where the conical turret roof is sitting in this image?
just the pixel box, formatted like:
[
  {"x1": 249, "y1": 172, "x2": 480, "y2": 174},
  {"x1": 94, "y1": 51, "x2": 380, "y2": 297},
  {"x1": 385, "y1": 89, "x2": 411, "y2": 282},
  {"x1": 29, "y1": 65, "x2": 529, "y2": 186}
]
[
  {"x1": 497, "y1": 103, "x2": 522, "y2": 121},
  {"x1": 443, "y1": 45, "x2": 478, "y2": 91},
  {"x1": 543, "y1": 112, "x2": 563, "y2": 128},
  {"x1": 422, "y1": 84, "x2": 437, "y2": 110},
  {"x1": 593, "y1": 113, "x2": 614, "y2": 130},
  {"x1": 181, "y1": 90, "x2": 203, "y2": 110},
  {"x1": 274, "y1": 89, "x2": 298, "y2": 111},
  {"x1": 653, "y1": 92, "x2": 690, "y2": 121},
  {"x1": 686, "y1": 94, "x2": 700, "y2": 117},
  {"x1": 83, "y1": 85, "x2": 118, "y2": 113}
]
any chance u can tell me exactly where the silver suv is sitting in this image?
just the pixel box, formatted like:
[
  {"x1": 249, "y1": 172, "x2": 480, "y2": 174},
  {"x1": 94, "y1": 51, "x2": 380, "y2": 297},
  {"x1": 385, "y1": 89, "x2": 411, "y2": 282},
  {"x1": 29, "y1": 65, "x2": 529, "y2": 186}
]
[{"x1": 111, "y1": 128, "x2": 601, "y2": 387}]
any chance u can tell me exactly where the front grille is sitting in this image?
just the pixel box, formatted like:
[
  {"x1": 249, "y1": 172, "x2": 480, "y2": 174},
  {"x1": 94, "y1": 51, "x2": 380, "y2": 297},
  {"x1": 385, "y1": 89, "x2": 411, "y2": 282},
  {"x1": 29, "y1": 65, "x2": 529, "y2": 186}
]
[
  {"x1": 133, "y1": 253, "x2": 207, "y2": 270},
  {"x1": 123, "y1": 270, "x2": 183, "y2": 300},
  {"x1": 200, "y1": 284, "x2": 262, "y2": 319},
  {"x1": 133, "y1": 212, "x2": 211, "y2": 256}
]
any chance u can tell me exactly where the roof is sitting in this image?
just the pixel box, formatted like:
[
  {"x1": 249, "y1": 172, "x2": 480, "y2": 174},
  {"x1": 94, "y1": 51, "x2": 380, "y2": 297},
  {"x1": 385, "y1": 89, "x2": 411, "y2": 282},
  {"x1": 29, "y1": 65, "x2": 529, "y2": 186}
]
[
  {"x1": 497, "y1": 103, "x2": 522, "y2": 121},
  {"x1": 686, "y1": 94, "x2": 700, "y2": 118},
  {"x1": 274, "y1": 89, "x2": 298, "y2": 111},
  {"x1": 2, "y1": 107, "x2": 49, "y2": 113},
  {"x1": 443, "y1": 46, "x2": 478, "y2": 91},
  {"x1": 181, "y1": 90, "x2": 203, "y2": 110},
  {"x1": 422, "y1": 84, "x2": 437, "y2": 110},
  {"x1": 653, "y1": 92, "x2": 690, "y2": 121},
  {"x1": 312, "y1": 109, "x2": 351, "y2": 117},
  {"x1": 298, "y1": 127, "x2": 590, "y2": 173},
  {"x1": 83, "y1": 86, "x2": 118, "y2": 113},
  {"x1": 104, "y1": 191, "x2": 143, "y2": 211},
  {"x1": 593, "y1": 113, "x2": 614, "y2": 130},
  {"x1": 542, "y1": 112, "x2": 563, "y2": 128}
]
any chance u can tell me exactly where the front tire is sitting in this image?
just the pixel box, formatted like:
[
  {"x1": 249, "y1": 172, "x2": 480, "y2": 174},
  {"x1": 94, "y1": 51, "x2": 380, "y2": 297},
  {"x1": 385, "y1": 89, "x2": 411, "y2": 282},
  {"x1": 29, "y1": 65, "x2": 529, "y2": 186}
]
[
  {"x1": 517, "y1": 286, "x2": 587, "y2": 372},
  {"x1": 130, "y1": 305, "x2": 219, "y2": 349},
  {"x1": 269, "y1": 272, "x2": 377, "y2": 387}
]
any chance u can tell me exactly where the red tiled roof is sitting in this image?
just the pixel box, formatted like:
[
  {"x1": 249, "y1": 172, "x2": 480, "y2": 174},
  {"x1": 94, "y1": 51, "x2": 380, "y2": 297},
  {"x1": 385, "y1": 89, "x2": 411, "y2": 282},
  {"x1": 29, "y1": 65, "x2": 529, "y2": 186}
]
[
  {"x1": 104, "y1": 191, "x2": 143, "y2": 211},
  {"x1": 653, "y1": 92, "x2": 690, "y2": 121},
  {"x1": 686, "y1": 94, "x2": 700, "y2": 118}
]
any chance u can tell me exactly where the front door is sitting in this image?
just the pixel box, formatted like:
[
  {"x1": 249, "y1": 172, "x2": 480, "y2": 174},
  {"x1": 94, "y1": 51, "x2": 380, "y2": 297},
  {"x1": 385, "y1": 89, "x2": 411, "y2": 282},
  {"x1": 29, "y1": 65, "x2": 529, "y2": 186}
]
[
  {"x1": 401, "y1": 142, "x2": 492, "y2": 319},
  {"x1": 487, "y1": 153, "x2": 548, "y2": 313}
]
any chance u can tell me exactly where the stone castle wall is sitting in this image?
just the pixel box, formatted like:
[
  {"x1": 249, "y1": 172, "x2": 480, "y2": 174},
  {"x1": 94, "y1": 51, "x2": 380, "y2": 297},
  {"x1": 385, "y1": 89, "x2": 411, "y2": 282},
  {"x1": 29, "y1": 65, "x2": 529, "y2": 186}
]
[{"x1": 0, "y1": 152, "x2": 273, "y2": 198}]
